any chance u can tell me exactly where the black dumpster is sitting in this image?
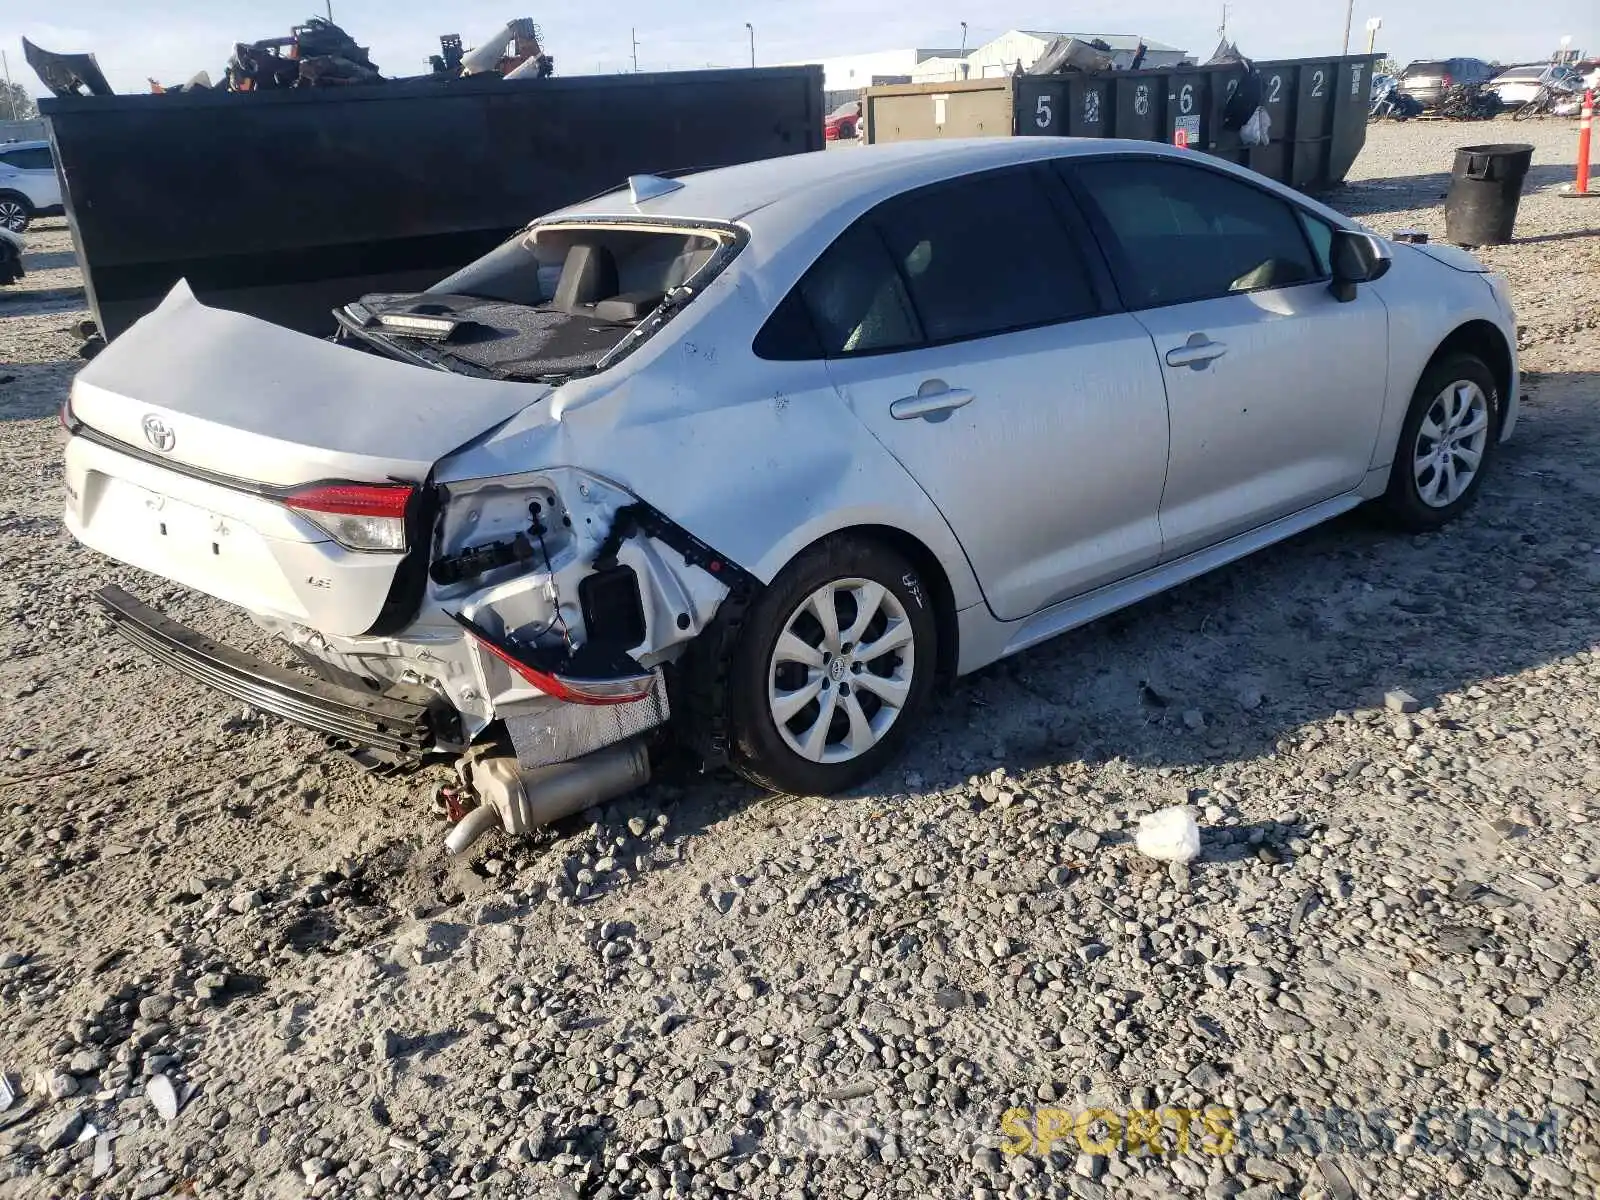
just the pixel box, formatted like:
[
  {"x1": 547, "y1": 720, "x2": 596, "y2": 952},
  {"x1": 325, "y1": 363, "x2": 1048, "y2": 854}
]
[
  {"x1": 866, "y1": 55, "x2": 1379, "y2": 192},
  {"x1": 1443, "y1": 143, "x2": 1534, "y2": 247},
  {"x1": 41, "y1": 66, "x2": 824, "y2": 340}
]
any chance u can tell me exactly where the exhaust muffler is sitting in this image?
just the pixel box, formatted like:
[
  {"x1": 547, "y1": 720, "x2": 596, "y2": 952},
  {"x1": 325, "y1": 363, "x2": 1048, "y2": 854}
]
[{"x1": 444, "y1": 738, "x2": 650, "y2": 855}]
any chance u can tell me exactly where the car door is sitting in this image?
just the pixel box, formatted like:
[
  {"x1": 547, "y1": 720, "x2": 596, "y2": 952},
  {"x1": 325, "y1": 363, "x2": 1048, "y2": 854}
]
[
  {"x1": 764, "y1": 163, "x2": 1171, "y2": 622},
  {"x1": 0, "y1": 146, "x2": 58, "y2": 209},
  {"x1": 1064, "y1": 156, "x2": 1389, "y2": 561}
]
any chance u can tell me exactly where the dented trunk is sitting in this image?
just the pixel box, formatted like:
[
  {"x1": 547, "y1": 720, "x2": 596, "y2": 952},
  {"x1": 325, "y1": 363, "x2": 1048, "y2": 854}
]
[
  {"x1": 63, "y1": 281, "x2": 553, "y2": 636},
  {"x1": 71, "y1": 281, "x2": 549, "y2": 484},
  {"x1": 61, "y1": 220, "x2": 755, "y2": 774}
]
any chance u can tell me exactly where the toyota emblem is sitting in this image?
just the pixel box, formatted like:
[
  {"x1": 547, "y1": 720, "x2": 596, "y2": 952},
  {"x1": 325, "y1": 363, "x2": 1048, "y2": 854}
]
[{"x1": 141, "y1": 414, "x2": 175, "y2": 453}]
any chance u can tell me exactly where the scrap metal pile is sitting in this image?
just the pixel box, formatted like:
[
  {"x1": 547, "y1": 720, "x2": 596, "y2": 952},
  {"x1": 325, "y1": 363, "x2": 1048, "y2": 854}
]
[
  {"x1": 23, "y1": 16, "x2": 554, "y2": 99},
  {"x1": 429, "y1": 19, "x2": 554, "y2": 81},
  {"x1": 1027, "y1": 36, "x2": 1145, "y2": 74},
  {"x1": 1437, "y1": 82, "x2": 1503, "y2": 120},
  {"x1": 227, "y1": 18, "x2": 381, "y2": 91}
]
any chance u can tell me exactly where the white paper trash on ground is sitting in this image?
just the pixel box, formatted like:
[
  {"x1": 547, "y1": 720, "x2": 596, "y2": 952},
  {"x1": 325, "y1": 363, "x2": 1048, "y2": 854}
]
[{"x1": 1136, "y1": 807, "x2": 1201, "y2": 863}]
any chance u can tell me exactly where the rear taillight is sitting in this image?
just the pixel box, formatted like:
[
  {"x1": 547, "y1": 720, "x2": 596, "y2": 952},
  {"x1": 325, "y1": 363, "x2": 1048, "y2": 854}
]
[
  {"x1": 1441, "y1": 73, "x2": 1452, "y2": 87},
  {"x1": 284, "y1": 482, "x2": 413, "y2": 553},
  {"x1": 452, "y1": 613, "x2": 656, "y2": 706}
]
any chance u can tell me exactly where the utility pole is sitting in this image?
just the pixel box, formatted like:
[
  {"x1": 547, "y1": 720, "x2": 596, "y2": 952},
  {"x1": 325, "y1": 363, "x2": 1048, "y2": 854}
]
[
  {"x1": 1341, "y1": 0, "x2": 1354, "y2": 55},
  {"x1": 745, "y1": 24, "x2": 755, "y2": 69},
  {"x1": 1, "y1": 51, "x2": 16, "y2": 121},
  {"x1": 1365, "y1": 16, "x2": 1382, "y2": 55},
  {"x1": 1218, "y1": 3, "x2": 1230, "y2": 41},
  {"x1": 325, "y1": 1, "x2": 334, "y2": 22},
  {"x1": 631, "y1": 29, "x2": 640, "y2": 73}
]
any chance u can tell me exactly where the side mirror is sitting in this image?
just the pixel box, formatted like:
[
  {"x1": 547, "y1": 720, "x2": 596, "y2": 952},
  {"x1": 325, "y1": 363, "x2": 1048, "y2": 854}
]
[{"x1": 1330, "y1": 229, "x2": 1393, "y2": 302}]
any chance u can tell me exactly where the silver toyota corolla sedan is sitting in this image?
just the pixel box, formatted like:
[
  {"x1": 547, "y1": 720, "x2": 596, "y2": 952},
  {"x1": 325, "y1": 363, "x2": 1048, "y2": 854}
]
[{"x1": 62, "y1": 138, "x2": 1519, "y2": 849}]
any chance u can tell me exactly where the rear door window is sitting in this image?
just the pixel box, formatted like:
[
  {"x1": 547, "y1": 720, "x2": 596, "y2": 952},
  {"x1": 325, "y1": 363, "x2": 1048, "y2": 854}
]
[
  {"x1": 757, "y1": 164, "x2": 1100, "y2": 359},
  {"x1": 1067, "y1": 158, "x2": 1320, "y2": 308},
  {"x1": 797, "y1": 222, "x2": 923, "y2": 356},
  {"x1": 869, "y1": 167, "x2": 1100, "y2": 343},
  {"x1": 0, "y1": 147, "x2": 54, "y2": 171}
]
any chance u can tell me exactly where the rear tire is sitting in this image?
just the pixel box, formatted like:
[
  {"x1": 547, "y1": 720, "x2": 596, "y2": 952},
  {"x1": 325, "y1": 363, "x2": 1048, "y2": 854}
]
[
  {"x1": 0, "y1": 193, "x2": 31, "y2": 234},
  {"x1": 724, "y1": 536, "x2": 937, "y2": 796},
  {"x1": 1379, "y1": 352, "x2": 1500, "y2": 532}
]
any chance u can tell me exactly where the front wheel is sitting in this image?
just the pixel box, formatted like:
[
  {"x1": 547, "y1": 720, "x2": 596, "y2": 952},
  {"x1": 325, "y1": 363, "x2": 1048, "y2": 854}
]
[
  {"x1": 1379, "y1": 353, "x2": 1500, "y2": 531},
  {"x1": 724, "y1": 536, "x2": 937, "y2": 796},
  {"x1": 0, "y1": 194, "x2": 31, "y2": 234}
]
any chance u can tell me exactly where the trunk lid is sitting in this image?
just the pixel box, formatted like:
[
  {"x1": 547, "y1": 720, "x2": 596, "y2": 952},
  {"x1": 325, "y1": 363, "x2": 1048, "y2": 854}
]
[
  {"x1": 72, "y1": 281, "x2": 547, "y2": 487},
  {"x1": 65, "y1": 282, "x2": 550, "y2": 636}
]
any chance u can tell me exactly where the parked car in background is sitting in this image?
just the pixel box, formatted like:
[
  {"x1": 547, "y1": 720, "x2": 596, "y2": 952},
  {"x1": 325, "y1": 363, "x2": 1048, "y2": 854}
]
[
  {"x1": 1370, "y1": 75, "x2": 1424, "y2": 121},
  {"x1": 0, "y1": 140, "x2": 63, "y2": 233},
  {"x1": 1398, "y1": 58, "x2": 1497, "y2": 109},
  {"x1": 61, "y1": 139, "x2": 1520, "y2": 847},
  {"x1": 0, "y1": 226, "x2": 23, "y2": 285},
  {"x1": 1487, "y1": 63, "x2": 1582, "y2": 107},
  {"x1": 824, "y1": 100, "x2": 861, "y2": 142}
]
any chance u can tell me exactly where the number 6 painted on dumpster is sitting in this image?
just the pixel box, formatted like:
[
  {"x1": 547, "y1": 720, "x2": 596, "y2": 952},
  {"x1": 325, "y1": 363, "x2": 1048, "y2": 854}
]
[{"x1": 1180, "y1": 84, "x2": 1195, "y2": 114}]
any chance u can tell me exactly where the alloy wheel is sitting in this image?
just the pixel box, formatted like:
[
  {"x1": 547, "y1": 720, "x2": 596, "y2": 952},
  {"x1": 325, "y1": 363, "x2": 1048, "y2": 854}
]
[
  {"x1": 767, "y1": 577, "x2": 916, "y2": 764},
  {"x1": 0, "y1": 202, "x2": 25, "y2": 233},
  {"x1": 1413, "y1": 379, "x2": 1490, "y2": 508}
]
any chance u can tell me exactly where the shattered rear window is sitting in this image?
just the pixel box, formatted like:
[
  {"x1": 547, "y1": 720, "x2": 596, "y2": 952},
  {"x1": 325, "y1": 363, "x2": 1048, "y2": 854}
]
[
  {"x1": 342, "y1": 222, "x2": 738, "y2": 382},
  {"x1": 429, "y1": 226, "x2": 722, "y2": 308}
]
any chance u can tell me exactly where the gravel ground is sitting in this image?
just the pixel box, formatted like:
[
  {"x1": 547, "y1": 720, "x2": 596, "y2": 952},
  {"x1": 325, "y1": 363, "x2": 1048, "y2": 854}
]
[{"x1": 1, "y1": 118, "x2": 1597, "y2": 1200}]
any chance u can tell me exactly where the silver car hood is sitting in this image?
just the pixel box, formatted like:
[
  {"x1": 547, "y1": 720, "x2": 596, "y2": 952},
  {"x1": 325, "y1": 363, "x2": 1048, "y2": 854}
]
[{"x1": 72, "y1": 281, "x2": 548, "y2": 486}]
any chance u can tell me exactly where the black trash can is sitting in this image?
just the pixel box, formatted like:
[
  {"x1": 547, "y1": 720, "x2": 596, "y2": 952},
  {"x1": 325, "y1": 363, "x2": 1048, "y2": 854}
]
[{"x1": 1444, "y1": 143, "x2": 1534, "y2": 247}]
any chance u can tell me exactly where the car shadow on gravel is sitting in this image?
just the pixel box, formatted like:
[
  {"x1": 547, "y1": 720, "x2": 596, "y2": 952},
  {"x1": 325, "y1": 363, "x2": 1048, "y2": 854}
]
[
  {"x1": 529, "y1": 375, "x2": 1600, "y2": 892},
  {"x1": 1329, "y1": 164, "x2": 1575, "y2": 215},
  {"x1": 902, "y1": 390, "x2": 1600, "y2": 786},
  {"x1": 18, "y1": 250, "x2": 78, "y2": 272},
  {"x1": 0, "y1": 286, "x2": 86, "y2": 315},
  {"x1": 0, "y1": 363, "x2": 77, "y2": 420}
]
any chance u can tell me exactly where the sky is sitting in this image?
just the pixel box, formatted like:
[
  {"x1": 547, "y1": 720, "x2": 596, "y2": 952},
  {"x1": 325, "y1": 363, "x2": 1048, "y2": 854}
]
[{"x1": 3, "y1": 0, "x2": 1596, "y2": 97}]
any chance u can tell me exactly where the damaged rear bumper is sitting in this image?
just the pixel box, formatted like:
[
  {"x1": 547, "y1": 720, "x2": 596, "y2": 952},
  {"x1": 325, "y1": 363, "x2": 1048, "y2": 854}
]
[{"x1": 95, "y1": 585, "x2": 446, "y2": 763}]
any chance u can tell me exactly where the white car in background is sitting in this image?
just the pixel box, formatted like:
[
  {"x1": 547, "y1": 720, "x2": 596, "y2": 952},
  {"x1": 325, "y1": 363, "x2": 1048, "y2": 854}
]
[
  {"x1": 60, "y1": 138, "x2": 1520, "y2": 850},
  {"x1": 1485, "y1": 63, "x2": 1582, "y2": 107},
  {"x1": 0, "y1": 139, "x2": 63, "y2": 233}
]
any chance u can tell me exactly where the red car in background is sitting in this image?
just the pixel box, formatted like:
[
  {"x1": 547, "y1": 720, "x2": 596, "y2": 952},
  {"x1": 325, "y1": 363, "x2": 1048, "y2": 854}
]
[{"x1": 824, "y1": 100, "x2": 862, "y2": 141}]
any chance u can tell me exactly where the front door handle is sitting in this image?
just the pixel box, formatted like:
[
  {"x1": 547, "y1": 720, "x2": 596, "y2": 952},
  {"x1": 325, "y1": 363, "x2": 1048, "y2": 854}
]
[
  {"x1": 890, "y1": 383, "x2": 975, "y2": 420},
  {"x1": 1165, "y1": 335, "x2": 1228, "y2": 370}
]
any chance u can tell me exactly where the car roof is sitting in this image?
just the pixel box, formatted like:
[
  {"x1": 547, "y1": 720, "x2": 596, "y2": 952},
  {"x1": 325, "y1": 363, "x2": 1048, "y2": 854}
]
[{"x1": 546, "y1": 138, "x2": 1189, "y2": 226}]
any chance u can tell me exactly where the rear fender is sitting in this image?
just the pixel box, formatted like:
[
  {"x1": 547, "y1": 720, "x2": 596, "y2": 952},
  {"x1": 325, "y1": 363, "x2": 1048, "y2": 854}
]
[{"x1": 430, "y1": 468, "x2": 733, "y2": 710}]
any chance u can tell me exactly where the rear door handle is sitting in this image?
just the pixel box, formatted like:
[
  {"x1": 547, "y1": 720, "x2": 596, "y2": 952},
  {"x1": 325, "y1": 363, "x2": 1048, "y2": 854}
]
[
  {"x1": 890, "y1": 384, "x2": 975, "y2": 420},
  {"x1": 1165, "y1": 337, "x2": 1228, "y2": 369}
]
